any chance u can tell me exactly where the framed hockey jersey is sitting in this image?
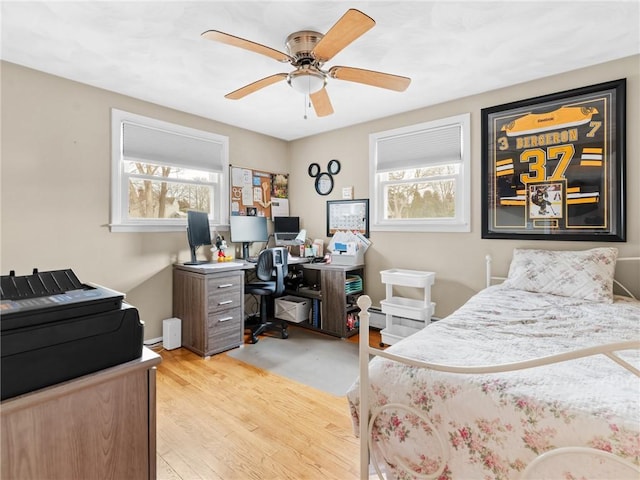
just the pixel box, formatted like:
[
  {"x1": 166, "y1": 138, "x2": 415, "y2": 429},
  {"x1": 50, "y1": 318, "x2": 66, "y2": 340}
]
[{"x1": 481, "y1": 79, "x2": 625, "y2": 241}]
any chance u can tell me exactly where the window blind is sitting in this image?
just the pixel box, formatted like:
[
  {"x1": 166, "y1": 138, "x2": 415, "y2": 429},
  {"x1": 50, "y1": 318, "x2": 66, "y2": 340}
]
[
  {"x1": 122, "y1": 122, "x2": 224, "y2": 172},
  {"x1": 376, "y1": 123, "x2": 462, "y2": 172}
]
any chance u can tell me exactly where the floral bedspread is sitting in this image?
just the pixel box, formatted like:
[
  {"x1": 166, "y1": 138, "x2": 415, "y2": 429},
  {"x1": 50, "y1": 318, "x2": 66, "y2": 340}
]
[{"x1": 347, "y1": 285, "x2": 640, "y2": 479}]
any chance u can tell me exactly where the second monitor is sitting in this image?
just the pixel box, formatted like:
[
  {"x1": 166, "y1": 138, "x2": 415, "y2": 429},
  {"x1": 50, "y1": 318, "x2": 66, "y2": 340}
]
[{"x1": 229, "y1": 215, "x2": 268, "y2": 260}]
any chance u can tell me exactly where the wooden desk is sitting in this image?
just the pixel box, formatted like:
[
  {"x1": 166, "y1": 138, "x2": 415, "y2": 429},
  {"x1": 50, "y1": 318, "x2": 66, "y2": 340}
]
[{"x1": 1, "y1": 347, "x2": 161, "y2": 480}]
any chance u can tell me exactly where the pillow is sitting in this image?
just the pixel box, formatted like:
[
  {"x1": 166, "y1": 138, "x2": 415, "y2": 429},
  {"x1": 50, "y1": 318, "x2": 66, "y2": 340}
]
[{"x1": 503, "y1": 247, "x2": 618, "y2": 303}]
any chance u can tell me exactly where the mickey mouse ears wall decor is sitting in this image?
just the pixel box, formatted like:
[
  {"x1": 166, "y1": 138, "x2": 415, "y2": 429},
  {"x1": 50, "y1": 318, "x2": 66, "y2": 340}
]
[{"x1": 308, "y1": 160, "x2": 341, "y2": 195}]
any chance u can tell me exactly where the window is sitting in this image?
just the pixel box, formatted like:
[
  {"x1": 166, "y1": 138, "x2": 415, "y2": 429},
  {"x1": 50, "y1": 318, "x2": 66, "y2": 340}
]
[
  {"x1": 110, "y1": 109, "x2": 229, "y2": 232},
  {"x1": 369, "y1": 113, "x2": 470, "y2": 232}
]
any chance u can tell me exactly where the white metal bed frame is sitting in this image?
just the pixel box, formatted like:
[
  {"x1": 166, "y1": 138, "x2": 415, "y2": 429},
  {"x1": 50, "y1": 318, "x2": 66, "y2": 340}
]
[{"x1": 357, "y1": 256, "x2": 640, "y2": 480}]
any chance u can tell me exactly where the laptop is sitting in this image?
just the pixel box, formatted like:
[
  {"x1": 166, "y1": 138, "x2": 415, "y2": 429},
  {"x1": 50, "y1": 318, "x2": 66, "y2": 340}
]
[{"x1": 274, "y1": 216, "x2": 301, "y2": 245}]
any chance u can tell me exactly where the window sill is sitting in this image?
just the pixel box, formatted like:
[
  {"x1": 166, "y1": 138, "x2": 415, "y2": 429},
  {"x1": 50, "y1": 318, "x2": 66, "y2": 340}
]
[
  {"x1": 372, "y1": 222, "x2": 470, "y2": 233},
  {"x1": 109, "y1": 223, "x2": 187, "y2": 233}
]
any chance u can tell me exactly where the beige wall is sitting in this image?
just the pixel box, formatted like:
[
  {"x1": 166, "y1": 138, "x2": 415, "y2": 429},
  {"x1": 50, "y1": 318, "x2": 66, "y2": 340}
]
[
  {"x1": 289, "y1": 55, "x2": 640, "y2": 316},
  {"x1": 1, "y1": 61, "x2": 288, "y2": 339},
  {"x1": 2, "y1": 56, "x2": 638, "y2": 341}
]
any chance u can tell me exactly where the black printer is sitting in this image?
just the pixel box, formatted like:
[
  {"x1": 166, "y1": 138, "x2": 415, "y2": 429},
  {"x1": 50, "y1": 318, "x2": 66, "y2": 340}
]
[{"x1": 1, "y1": 268, "x2": 144, "y2": 400}]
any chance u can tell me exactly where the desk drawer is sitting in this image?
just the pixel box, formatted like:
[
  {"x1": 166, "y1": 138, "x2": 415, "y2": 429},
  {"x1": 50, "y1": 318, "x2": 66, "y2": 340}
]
[
  {"x1": 207, "y1": 272, "x2": 242, "y2": 313},
  {"x1": 207, "y1": 272, "x2": 243, "y2": 291},
  {"x1": 207, "y1": 288, "x2": 242, "y2": 313},
  {"x1": 207, "y1": 308, "x2": 242, "y2": 354}
]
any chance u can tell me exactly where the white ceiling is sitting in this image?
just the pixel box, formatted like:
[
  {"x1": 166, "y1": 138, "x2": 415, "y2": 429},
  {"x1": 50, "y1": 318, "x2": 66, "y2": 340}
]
[{"x1": 2, "y1": 1, "x2": 639, "y2": 141}]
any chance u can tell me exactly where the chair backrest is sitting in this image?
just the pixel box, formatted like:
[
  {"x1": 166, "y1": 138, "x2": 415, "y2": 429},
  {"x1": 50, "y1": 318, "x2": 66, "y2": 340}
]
[{"x1": 255, "y1": 247, "x2": 289, "y2": 296}]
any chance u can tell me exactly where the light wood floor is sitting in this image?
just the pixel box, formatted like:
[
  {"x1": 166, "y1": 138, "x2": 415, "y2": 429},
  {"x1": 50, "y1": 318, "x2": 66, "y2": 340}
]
[{"x1": 154, "y1": 327, "x2": 381, "y2": 480}]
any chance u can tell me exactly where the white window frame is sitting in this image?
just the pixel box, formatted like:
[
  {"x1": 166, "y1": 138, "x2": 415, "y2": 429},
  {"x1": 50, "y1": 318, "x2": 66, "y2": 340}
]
[
  {"x1": 369, "y1": 113, "x2": 471, "y2": 232},
  {"x1": 110, "y1": 109, "x2": 229, "y2": 232}
]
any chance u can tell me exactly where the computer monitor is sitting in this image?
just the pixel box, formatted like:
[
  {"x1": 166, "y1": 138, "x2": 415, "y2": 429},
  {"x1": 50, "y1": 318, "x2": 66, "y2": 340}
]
[
  {"x1": 229, "y1": 215, "x2": 268, "y2": 259},
  {"x1": 274, "y1": 216, "x2": 300, "y2": 234},
  {"x1": 185, "y1": 210, "x2": 212, "y2": 265}
]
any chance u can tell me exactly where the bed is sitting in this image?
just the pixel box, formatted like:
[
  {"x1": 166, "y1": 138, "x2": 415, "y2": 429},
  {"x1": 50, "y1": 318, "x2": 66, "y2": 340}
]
[{"x1": 347, "y1": 248, "x2": 639, "y2": 479}]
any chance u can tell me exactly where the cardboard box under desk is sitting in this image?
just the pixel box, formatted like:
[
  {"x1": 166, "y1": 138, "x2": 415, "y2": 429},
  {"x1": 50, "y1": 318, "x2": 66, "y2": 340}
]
[{"x1": 274, "y1": 295, "x2": 311, "y2": 323}]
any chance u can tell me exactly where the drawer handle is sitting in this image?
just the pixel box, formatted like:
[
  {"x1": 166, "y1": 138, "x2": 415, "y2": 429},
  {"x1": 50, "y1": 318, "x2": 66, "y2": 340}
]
[
  {"x1": 219, "y1": 316, "x2": 233, "y2": 322},
  {"x1": 218, "y1": 283, "x2": 234, "y2": 288},
  {"x1": 218, "y1": 300, "x2": 233, "y2": 305}
]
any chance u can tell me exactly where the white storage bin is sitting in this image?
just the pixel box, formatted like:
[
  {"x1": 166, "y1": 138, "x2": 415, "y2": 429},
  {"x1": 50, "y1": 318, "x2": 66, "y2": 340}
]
[
  {"x1": 367, "y1": 307, "x2": 387, "y2": 329},
  {"x1": 275, "y1": 296, "x2": 311, "y2": 323},
  {"x1": 381, "y1": 324, "x2": 420, "y2": 346},
  {"x1": 381, "y1": 298, "x2": 435, "y2": 321},
  {"x1": 380, "y1": 269, "x2": 435, "y2": 288},
  {"x1": 330, "y1": 249, "x2": 366, "y2": 265}
]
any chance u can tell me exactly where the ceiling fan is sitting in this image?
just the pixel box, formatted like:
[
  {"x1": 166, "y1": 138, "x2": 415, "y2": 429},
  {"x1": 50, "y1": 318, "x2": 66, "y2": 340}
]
[{"x1": 201, "y1": 9, "x2": 411, "y2": 117}]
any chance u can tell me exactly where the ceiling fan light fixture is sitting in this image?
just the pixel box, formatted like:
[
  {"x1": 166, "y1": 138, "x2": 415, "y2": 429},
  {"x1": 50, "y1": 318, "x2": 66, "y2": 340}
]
[
  {"x1": 205, "y1": 9, "x2": 410, "y2": 117},
  {"x1": 287, "y1": 69, "x2": 326, "y2": 95}
]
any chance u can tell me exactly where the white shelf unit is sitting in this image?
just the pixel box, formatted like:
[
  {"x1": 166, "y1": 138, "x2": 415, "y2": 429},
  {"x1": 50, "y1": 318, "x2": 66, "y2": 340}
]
[{"x1": 379, "y1": 269, "x2": 435, "y2": 346}]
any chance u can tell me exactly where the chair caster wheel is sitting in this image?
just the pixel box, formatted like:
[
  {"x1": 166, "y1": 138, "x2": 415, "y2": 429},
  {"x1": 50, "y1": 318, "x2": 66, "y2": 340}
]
[
  {"x1": 251, "y1": 336, "x2": 259, "y2": 344},
  {"x1": 281, "y1": 330, "x2": 289, "y2": 339}
]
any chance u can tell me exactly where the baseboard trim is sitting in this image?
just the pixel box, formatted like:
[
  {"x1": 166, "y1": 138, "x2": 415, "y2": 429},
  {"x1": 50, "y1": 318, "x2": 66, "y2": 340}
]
[{"x1": 144, "y1": 336, "x2": 163, "y2": 346}]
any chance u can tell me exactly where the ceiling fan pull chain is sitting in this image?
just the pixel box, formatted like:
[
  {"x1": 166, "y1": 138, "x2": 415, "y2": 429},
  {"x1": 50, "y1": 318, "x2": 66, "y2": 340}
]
[
  {"x1": 306, "y1": 77, "x2": 312, "y2": 120},
  {"x1": 303, "y1": 94, "x2": 308, "y2": 120}
]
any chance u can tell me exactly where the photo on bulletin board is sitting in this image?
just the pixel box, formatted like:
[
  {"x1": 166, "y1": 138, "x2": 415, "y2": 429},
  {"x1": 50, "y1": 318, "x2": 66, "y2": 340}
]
[
  {"x1": 326, "y1": 199, "x2": 369, "y2": 237},
  {"x1": 271, "y1": 173, "x2": 289, "y2": 199}
]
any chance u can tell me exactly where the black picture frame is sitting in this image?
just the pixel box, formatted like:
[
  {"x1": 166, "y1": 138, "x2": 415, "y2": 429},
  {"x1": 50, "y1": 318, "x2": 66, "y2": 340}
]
[
  {"x1": 326, "y1": 199, "x2": 369, "y2": 237},
  {"x1": 481, "y1": 79, "x2": 626, "y2": 241},
  {"x1": 308, "y1": 163, "x2": 320, "y2": 177},
  {"x1": 328, "y1": 159, "x2": 341, "y2": 175},
  {"x1": 315, "y1": 172, "x2": 334, "y2": 195}
]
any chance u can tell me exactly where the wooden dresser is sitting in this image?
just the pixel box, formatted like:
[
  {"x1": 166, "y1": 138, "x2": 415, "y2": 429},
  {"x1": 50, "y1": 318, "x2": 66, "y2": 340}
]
[
  {"x1": 173, "y1": 263, "x2": 245, "y2": 357},
  {"x1": 1, "y1": 347, "x2": 161, "y2": 480}
]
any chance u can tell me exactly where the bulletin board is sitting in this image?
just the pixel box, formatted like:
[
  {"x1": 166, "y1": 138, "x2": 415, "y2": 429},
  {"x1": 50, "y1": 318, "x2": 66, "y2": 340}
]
[{"x1": 230, "y1": 165, "x2": 289, "y2": 218}]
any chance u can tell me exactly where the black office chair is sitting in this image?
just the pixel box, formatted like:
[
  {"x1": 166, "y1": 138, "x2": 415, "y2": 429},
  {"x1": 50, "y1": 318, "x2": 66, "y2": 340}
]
[{"x1": 245, "y1": 247, "x2": 289, "y2": 344}]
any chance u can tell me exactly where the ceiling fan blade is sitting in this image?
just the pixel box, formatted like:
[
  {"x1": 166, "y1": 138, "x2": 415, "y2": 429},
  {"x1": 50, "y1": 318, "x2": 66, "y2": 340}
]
[
  {"x1": 310, "y1": 88, "x2": 334, "y2": 117},
  {"x1": 225, "y1": 73, "x2": 288, "y2": 100},
  {"x1": 329, "y1": 66, "x2": 411, "y2": 92},
  {"x1": 312, "y1": 9, "x2": 375, "y2": 63},
  {"x1": 202, "y1": 30, "x2": 292, "y2": 63}
]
